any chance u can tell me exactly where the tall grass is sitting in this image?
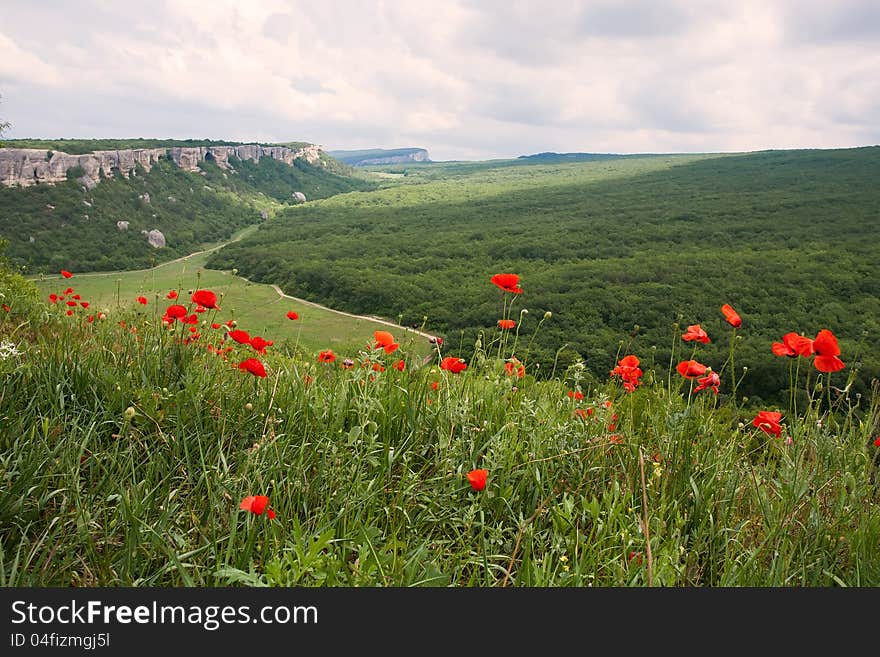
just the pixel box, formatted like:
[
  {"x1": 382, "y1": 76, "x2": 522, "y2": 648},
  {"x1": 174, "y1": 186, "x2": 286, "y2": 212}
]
[{"x1": 1, "y1": 288, "x2": 879, "y2": 586}]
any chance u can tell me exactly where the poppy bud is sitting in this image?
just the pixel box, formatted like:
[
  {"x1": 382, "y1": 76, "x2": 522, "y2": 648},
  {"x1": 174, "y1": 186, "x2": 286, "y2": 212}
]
[
  {"x1": 124, "y1": 406, "x2": 136, "y2": 421},
  {"x1": 544, "y1": 311, "x2": 552, "y2": 320},
  {"x1": 245, "y1": 403, "x2": 253, "y2": 411}
]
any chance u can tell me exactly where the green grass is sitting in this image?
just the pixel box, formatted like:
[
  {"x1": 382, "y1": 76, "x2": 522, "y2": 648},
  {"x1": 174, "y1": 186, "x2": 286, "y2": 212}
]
[
  {"x1": 29, "y1": 228, "x2": 432, "y2": 359},
  {"x1": 1, "y1": 272, "x2": 879, "y2": 586}
]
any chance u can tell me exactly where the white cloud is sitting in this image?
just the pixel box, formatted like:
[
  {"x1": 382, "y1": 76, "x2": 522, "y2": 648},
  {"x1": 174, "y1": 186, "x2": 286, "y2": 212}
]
[{"x1": 1, "y1": 0, "x2": 878, "y2": 159}]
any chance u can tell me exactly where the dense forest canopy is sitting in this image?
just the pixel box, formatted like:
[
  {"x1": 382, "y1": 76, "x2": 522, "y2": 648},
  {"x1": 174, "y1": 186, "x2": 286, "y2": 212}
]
[{"x1": 207, "y1": 147, "x2": 880, "y2": 404}]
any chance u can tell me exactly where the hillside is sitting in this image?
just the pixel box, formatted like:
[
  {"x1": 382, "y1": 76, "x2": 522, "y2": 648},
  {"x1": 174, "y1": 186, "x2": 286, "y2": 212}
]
[
  {"x1": 0, "y1": 143, "x2": 374, "y2": 273},
  {"x1": 207, "y1": 147, "x2": 880, "y2": 404}
]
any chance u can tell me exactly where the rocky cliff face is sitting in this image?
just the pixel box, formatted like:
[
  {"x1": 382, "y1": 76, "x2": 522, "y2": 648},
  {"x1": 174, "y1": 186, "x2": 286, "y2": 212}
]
[{"x1": 0, "y1": 143, "x2": 324, "y2": 188}]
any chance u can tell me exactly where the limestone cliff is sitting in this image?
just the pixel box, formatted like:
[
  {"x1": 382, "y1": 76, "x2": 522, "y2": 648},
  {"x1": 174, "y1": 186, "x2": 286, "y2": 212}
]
[{"x1": 0, "y1": 143, "x2": 324, "y2": 188}]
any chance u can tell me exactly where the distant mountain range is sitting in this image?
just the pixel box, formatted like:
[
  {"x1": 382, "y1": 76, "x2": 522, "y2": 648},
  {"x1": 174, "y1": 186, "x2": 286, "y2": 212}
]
[{"x1": 327, "y1": 148, "x2": 430, "y2": 166}]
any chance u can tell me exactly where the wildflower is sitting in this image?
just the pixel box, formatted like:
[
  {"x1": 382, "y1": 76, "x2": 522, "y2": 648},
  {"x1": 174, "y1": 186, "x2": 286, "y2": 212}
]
[
  {"x1": 86, "y1": 315, "x2": 94, "y2": 323},
  {"x1": 568, "y1": 390, "x2": 584, "y2": 400},
  {"x1": 490, "y1": 273, "x2": 523, "y2": 294},
  {"x1": 238, "y1": 358, "x2": 267, "y2": 378},
  {"x1": 318, "y1": 350, "x2": 336, "y2": 363},
  {"x1": 466, "y1": 469, "x2": 488, "y2": 491},
  {"x1": 211, "y1": 322, "x2": 221, "y2": 329},
  {"x1": 440, "y1": 356, "x2": 467, "y2": 373},
  {"x1": 165, "y1": 304, "x2": 187, "y2": 320},
  {"x1": 682, "y1": 324, "x2": 710, "y2": 343},
  {"x1": 194, "y1": 306, "x2": 207, "y2": 313},
  {"x1": 429, "y1": 336, "x2": 443, "y2": 347},
  {"x1": 430, "y1": 381, "x2": 439, "y2": 390},
  {"x1": 873, "y1": 436, "x2": 880, "y2": 448},
  {"x1": 48, "y1": 294, "x2": 58, "y2": 304},
  {"x1": 610, "y1": 355, "x2": 643, "y2": 392},
  {"x1": 239, "y1": 495, "x2": 276, "y2": 519},
  {"x1": 229, "y1": 329, "x2": 251, "y2": 344},
  {"x1": 812, "y1": 329, "x2": 845, "y2": 373},
  {"x1": 124, "y1": 407, "x2": 136, "y2": 421},
  {"x1": 694, "y1": 371, "x2": 720, "y2": 395},
  {"x1": 752, "y1": 410, "x2": 783, "y2": 438},
  {"x1": 191, "y1": 289, "x2": 219, "y2": 309},
  {"x1": 137, "y1": 296, "x2": 148, "y2": 305},
  {"x1": 373, "y1": 330, "x2": 399, "y2": 354},
  {"x1": 80, "y1": 302, "x2": 89, "y2": 309},
  {"x1": 721, "y1": 304, "x2": 742, "y2": 328},
  {"x1": 574, "y1": 408, "x2": 588, "y2": 420},
  {"x1": 250, "y1": 336, "x2": 271, "y2": 354},
  {"x1": 498, "y1": 319, "x2": 516, "y2": 330},
  {"x1": 341, "y1": 358, "x2": 354, "y2": 369},
  {"x1": 66, "y1": 310, "x2": 73, "y2": 316},
  {"x1": 61, "y1": 270, "x2": 73, "y2": 278},
  {"x1": 504, "y1": 358, "x2": 525, "y2": 378},
  {"x1": 286, "y1": 311, "x2": 299, "y2": 320},
  {"x1": 66, "y1": 300, "x2": 77, "y2": 307},
  {"x1": 393, "y1": 360, "x2": 406, "y2": 372},
  {"x1": 166, "y1": 290, "x2": 178, "y2": 299},
  {"x1": 676, "y1": 360, "x2": 707, "y2": 379},
  {"x1": 772, "y1": 332, "x2": 814, "y2": 358}
]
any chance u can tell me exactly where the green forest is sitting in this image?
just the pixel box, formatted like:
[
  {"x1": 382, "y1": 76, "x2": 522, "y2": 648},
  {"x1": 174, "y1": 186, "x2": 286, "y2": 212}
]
[
  {"x1": 207, "y1": 147, "x2": 880, "y2": 405},
  {"x1": 0, "y1": 152, "x2": 373, "y2": 273}
]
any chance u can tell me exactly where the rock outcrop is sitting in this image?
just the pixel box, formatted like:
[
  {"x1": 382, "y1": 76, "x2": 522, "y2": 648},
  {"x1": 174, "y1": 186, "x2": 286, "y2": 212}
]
[
  {"x1": 146, "y1": 229, "x2": 165, "y2": 249},
  {"x1": 0, "y1": 143, "x2": 324, "y2": 188}
]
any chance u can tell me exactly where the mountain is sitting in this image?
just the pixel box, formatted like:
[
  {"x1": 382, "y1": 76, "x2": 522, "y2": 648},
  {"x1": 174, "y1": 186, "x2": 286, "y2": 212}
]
[
  {"x1": 517, "y1": 151, "x2": 666, "y2": 163},
  {"x1": 327, "y1": 147, "x2": 430, "y2": 166}
]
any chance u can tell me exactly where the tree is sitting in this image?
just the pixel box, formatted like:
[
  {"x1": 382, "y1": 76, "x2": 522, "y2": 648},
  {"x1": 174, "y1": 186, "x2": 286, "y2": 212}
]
[{"x1": 0, "y1": 93, "x2": 11, "y2": 145}]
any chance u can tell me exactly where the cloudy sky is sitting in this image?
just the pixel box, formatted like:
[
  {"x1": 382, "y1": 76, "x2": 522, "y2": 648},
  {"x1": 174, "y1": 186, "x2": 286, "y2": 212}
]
[{"x1": 1, "y1": 0, "x2": 878, "y2": 160}]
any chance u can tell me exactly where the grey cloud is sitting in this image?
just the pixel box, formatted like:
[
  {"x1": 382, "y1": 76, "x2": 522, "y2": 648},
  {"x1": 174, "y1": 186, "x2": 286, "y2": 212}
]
[{"x1": 780, "y1": 0, "x2": 880, "y2": 43}]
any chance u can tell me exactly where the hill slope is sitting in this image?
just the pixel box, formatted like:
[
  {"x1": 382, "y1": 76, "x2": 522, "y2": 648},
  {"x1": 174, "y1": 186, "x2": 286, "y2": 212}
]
[
  {"x1": 207, "y1": 147, "x2": 880, "y2": 403},
  {"x1": 0, "y1": 144, "x2": 374, "y2": 273}
]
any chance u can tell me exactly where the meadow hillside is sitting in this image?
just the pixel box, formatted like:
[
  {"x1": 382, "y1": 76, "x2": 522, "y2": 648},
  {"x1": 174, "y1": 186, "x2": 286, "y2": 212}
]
[
  {"x1": 0, "y1": 145, "x2": 373, "y2": 274},
  {"x1": 208, "y1": 147, "x2": 880, "y2": 405},
  {"x1": 1, "y1": 259, "x2": 879, "y2": 586}
]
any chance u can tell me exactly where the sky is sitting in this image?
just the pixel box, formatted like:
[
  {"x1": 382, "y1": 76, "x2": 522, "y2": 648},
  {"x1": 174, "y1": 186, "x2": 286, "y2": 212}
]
[{"x1": 1, "y1": 0, "x2": 879, "y2": 160}]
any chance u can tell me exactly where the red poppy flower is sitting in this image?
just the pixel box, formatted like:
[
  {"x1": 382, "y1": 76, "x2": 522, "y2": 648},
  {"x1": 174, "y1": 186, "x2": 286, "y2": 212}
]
[
  {"x1": 194, "y1": 305, "x2": 207, "y2": 313},
  {"x1": 165, "y1": 304, "x2": 187, "y2": 319},
  {"x1": 229, "y1": 329, "x2": 251, "y2": 344},
  {"x1": 71, "y1": 294, "x2": 81, "y2": 300},
  {"x1": 1, "y1": 304, "x2": 9, "y2": 312},
  {"x1": 393, "y1": 360, "x2": 406, "y2": 372},
  {"x1": 211, "y1": 322, "x2": 221, "y2": 329},
  {"x1": 430, "y1": 381, "x2": 439, "y2": 390},
  {"x1": 66, "y1": 310, "x2": 73, "y2": 316},
  {"x1": 238, "y1": 358, "x2": 267, "y2": 378},
  {"x1": 48, "y1": 293, "x2": 58, "y2": 304},
  {"x1": 610, "y1": 354, "x2": 643, "y2": 391},
  {"x1": 371, "y1": 362, "x2": 385, "y2": 372},
  {"x1": 812, "y1": 329, "x2": 845, "y2": 373},
  {"x1": 490, "y1": 273, "x2": 523, "y2": 294},
  {"x1": 239, "y1": 495, "x2": 276, "y2": 519},
  {"x1": 166, "y1": 290, "x2": 178, "y2": 300},
  {"x1": 191, "y1": 289, "x2": 219, "y2": 309},
  {"x1": 318, "y1": 350, "x2": 336, "y2": 363},
  {"x1": 682, "y1": 324, "x2": 710, "y2": 343},
  {"x1": 286, "y1": 311, "x2": 299, "y2": 320},
  {"x1": 504, "y1": 358, "x2": 525, "y2": 378},
  {"x1": 752, "y1": 410, "x2": 782, "y2": 438},
  {"x1": 694, "y1": 371, "x2": 721, "y2": 395},
  {"x1": 574, "y1": 408, "x2": 588, "y2": 420},
  {"x1": 721, "y1": 304, "x2": 742, "y2": 328},
  {"x1": 498, "y1": 319, "x2": 516, "y2": 330},
  {"x1": 183, "y1": 314, "x2": 198, "y2": 325},
  {"x1": 373, "y1": 331, "x2": 399, "y2": 354},
  {"x1": 79, "y1": 302, "x2": 89, "y2": 309},
  {"x1": 466, "y1": 469, "x2": 488, "y2": 491},
  {"x1": 137, "y1": 296, "x2": 148, "y2": 305},
  {"x1": 874, "y1": 436, "x2": 880, "y2": 448},
  {"x1": 772, "y1": 332, "x2": 814, "y2": 358},
  {"x1": 65, "y1": 300, "x2": 77, "y2": 307},
  {"x1": 61, "y1": 270, "x2": 73, "y2": 279},
  {"x1": 64, "y1": 288, "x2": 74, "y2": 295},
  {"x1": 250, "y1": 336, "x2": 270, "y2": 354},
  {"x1": 440, "y1": 356, "x2": 467, "y2": 373},
  {"x1": 86, "y1": 315, "x2": 94, "y2": 323},
  {"x1": 677, "y1": 360, "x2": 707, "y2": 379},
  {"x1": 568, "y1": 390, "x2": 584, "y2": 400}
]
